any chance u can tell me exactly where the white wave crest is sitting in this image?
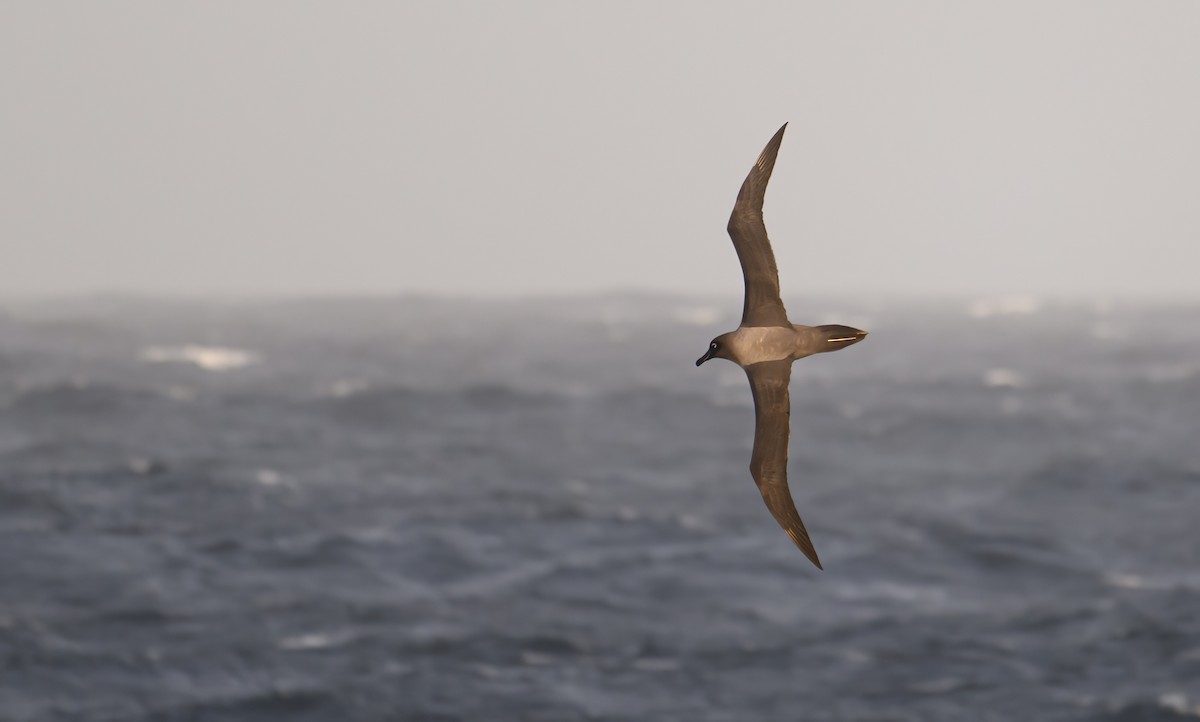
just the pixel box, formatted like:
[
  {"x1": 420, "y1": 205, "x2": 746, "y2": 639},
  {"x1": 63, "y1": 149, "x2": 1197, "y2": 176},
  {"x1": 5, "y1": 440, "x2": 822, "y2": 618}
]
[
  {"x1": 140, "y1": 345, "x2": 259, "y2": 371},
  {"x1": 1158, "y1": 693, "x2": 1200, "y2": 717},
  {"x1": 983, "y1": 368, "x2": 1027, "y2": 388},
  {"x1": 278, "y1": 630, "x2": 355, "y2": 651},
  {"x1": 326, "y1": 378, "x2": 371, "y2": 397}
]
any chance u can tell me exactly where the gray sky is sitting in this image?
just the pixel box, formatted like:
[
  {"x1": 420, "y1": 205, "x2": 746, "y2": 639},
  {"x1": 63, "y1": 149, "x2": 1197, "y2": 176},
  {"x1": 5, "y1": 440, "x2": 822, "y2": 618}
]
[{"x1": 3, "y1": 2, "x2": 1199, "y2": 299}]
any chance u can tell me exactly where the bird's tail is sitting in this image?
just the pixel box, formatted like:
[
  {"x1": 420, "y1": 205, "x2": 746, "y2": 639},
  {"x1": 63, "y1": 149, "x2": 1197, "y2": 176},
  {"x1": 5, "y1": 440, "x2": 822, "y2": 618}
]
[{"x1": 815, "y1": 324, "x2": 868, "y2": 353}]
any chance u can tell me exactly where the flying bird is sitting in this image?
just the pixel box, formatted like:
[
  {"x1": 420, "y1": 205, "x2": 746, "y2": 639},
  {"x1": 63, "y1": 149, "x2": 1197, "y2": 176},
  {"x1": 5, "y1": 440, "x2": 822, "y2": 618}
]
[{"x1": 695, "y1": 123, "x2": 868, "y2": 570}]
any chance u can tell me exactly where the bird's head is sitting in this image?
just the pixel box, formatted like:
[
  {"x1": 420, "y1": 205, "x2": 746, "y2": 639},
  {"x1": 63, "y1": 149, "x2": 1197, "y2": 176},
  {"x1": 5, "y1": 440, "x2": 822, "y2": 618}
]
[{"x1": 696, "y1": 333, "x2": 735, "y2": 366}]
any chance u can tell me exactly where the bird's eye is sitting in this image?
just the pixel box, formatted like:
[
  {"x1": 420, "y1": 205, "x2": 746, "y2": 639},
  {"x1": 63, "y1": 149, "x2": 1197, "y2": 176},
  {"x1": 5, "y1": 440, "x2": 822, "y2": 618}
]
[{"x1": 711, "y1": 342, "x2": 719, "y2": 350}]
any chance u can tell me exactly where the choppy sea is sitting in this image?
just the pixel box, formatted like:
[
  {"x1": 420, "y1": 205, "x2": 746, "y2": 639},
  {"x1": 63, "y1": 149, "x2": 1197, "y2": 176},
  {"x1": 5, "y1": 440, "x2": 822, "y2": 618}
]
[{"x1": 1, "y1": 295, "x2": 1199, "y2": 721}]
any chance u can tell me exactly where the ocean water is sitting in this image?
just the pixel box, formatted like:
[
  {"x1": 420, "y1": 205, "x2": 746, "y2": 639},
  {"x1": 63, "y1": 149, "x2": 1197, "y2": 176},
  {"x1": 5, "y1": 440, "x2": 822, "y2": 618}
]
[{"x1": 1, "y1": 295, "x2": 1199, "y2": 721}]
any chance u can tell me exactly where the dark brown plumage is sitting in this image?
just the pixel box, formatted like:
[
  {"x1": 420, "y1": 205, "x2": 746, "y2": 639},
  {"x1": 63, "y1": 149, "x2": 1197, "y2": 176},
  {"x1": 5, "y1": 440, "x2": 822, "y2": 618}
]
[
  {"x1": 728, "y1": 123, "x2": 792, "y2": 329},
  {"x1": 696, "y1": 124, "x2": 868, "y2": 570},
  {"x1": 745, "y1": 359, "x2": 823, "y2": 568}
]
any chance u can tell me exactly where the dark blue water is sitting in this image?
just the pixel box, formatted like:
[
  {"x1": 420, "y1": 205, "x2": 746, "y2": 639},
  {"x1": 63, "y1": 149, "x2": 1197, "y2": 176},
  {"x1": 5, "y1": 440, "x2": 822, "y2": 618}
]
[{"x1": 2, "y1": 295, "x2": 1199, "y2": 721}]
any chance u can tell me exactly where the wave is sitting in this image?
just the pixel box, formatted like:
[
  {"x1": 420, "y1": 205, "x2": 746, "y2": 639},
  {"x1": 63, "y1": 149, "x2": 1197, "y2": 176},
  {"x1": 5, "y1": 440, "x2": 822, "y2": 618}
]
[
  {"x1": 11, "y1": 382, "x2": 169, "y2": 416},
  {"x1": 982, "y1": 367, "x2": 1029, "y2": 389},
  {"x1": 140, "y1": 345, "x2": 259, "y2": 371}
]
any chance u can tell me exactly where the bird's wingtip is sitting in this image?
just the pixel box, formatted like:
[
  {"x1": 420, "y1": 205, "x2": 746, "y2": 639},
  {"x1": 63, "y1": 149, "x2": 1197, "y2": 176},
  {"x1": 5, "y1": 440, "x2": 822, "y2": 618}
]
[
  {"x1": 784, "y1": 528, "x2": 823, "y2": 570},
  {"x1": 802, "y1": 547, "x2": 824, "y2": 571}
]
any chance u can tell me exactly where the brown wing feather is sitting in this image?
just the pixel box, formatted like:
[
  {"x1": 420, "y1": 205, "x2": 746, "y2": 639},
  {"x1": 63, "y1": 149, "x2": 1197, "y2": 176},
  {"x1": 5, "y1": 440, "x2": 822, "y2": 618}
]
[
  {"x1": 728, "y1": 124, "x2": 792, "y2": 329},
  {"x1": 744, "y1": 359, "x2": 823, "y2": 569}
]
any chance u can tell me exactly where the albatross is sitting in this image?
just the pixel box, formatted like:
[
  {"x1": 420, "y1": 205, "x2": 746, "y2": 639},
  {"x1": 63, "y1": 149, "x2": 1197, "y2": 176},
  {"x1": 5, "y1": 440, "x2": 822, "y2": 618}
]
[{"x1": 695, "y1": 123, "x2": 868, "y2": 570}]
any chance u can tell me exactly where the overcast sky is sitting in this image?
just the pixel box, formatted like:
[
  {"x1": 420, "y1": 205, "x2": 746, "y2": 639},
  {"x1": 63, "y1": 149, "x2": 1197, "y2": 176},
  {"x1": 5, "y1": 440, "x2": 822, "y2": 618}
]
[{"x1": 3, "y1": 2, "x2": 1198, "y2": 300}]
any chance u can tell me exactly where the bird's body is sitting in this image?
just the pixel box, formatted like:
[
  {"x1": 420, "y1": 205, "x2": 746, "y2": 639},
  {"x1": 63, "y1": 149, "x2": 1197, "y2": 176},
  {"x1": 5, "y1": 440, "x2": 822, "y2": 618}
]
[
  {"x1": 696, "y1": 124, "x2": 867, "y2": 570},
  {"x1": 710, "y1": 324, "x2": 860, "y2": 366}
]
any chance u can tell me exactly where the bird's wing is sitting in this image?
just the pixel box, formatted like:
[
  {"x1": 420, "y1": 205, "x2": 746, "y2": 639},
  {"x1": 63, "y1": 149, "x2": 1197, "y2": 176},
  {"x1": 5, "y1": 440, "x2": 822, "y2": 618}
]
[
  {"x1": 728, "y1": 123, "x2": 792, "y2": 329},
  {"x1": 744, "y1": 359, "x2": 822, "y2": 569}
]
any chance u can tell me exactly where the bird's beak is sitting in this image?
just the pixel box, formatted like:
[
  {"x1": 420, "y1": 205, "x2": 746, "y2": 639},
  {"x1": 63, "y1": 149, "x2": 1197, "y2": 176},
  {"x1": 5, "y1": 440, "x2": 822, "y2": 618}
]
[{"x1": 696, "y1": 348, "x2": 717, "y2": 366}]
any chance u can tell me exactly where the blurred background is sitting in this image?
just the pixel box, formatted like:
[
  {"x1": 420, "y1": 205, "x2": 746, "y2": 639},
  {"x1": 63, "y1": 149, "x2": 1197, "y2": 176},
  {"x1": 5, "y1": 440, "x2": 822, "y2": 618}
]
[{"x1": 3, "y1": 2, "x2": 1200, "y2": 721}]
